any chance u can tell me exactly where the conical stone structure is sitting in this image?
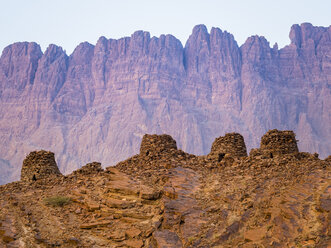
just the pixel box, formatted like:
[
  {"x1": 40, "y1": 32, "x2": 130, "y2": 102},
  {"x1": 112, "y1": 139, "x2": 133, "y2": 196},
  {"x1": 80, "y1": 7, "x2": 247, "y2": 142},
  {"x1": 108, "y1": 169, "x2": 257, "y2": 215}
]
[
  {"x1": 260, "y1": 129, "x2": 299, "y2": 156},
  {"x1": 140, "y1": 134, "x2": 178, "y2": 158},
  {"x1": 21, "y1": 150, "x2": 62, "y2": 182},
  {"x1": 209, "y1": 133, "x2": 248, "y2": 161}
]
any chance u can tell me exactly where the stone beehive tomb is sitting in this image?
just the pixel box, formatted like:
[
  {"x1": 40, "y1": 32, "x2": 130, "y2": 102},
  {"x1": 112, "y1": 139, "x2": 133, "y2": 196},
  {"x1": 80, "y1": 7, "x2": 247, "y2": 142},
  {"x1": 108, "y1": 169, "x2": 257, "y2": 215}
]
[
  {"x1": 260, "y1": 129, "x2": 299, "y2": 156},
  {"x1": 115, "y1": 133, "x2": 193, "y2": 174},
  {"x1": 140, "y1": 134, "x2": 178, "y2": 158},
  {"x1": 21, "y1": 150, "x2": 62, "y2": 182},
  {"x1": 209, "y1": 132, "x2": 247, "y2": 160}
]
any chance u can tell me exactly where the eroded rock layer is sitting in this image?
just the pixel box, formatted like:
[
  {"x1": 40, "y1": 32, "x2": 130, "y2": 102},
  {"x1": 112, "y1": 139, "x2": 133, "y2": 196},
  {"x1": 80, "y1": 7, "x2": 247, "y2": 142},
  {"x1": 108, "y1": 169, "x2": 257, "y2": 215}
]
[{"x1": 1, "y1": 131, "x2": 329, "y2": 247}]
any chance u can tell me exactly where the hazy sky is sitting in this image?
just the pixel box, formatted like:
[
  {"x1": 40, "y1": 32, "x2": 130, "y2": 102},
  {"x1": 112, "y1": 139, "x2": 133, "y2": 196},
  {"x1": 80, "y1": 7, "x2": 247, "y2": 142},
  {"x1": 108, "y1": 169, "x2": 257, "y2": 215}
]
[{"x1": 1, "y1": 0, "x2": 330, "y2": 55}]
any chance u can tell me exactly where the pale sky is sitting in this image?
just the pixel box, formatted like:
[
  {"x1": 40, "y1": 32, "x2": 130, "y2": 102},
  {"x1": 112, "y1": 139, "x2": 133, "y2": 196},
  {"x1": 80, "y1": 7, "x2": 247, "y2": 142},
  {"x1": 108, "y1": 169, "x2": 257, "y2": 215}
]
[{"x1": 1, "y1": 0, "x2": 330, "y2": 55}]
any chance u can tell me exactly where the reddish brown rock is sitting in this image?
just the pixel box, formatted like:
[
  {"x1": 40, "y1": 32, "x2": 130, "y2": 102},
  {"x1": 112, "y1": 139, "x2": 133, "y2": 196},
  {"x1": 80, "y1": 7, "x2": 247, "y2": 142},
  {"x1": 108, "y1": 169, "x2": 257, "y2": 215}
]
[
  {"x1": 0, "y1": 130, "x2": 330, "y2": 247},
  {"x1": 80, "y1": 220, "x2": 112, "y2": 229},
  {"x1": 125, "y1": 227, "x2": 142, "y2": 238},
  {"x1": 152, "y1": 230, "x2": 183, "y2": 247},
  {"x1": 125, "y1": 239, "x2": 144, "y2": 248},
  {"x1": 72, "y1": 162, "x2": 103, "y2": 175}
]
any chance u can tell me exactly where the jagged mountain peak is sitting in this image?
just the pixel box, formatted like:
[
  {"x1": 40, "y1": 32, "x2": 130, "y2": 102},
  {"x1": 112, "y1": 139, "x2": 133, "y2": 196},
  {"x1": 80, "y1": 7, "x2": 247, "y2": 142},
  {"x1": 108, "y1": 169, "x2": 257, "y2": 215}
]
[{"x1": 0, "y1": 23, "x2": 330, "y2": 185}]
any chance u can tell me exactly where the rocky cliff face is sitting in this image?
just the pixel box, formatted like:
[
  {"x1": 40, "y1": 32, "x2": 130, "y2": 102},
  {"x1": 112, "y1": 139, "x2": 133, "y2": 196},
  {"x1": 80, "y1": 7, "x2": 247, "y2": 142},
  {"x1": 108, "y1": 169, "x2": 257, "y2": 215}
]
[{"x1": 0, "y1": 23, "x2": 330, "y2": 184}]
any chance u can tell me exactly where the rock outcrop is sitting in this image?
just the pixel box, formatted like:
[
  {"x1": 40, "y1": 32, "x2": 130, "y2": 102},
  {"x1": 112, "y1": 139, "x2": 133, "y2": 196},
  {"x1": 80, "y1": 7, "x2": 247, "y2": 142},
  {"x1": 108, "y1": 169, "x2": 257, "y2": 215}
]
[
  {"x1": 0, "y1": 23, "x2": 330, "y2": 185},
  {"x1": 20, "y1": 151, "x2": 62, "y2": 182},
  {"x1": 0, "y1": 130, "x2": 330, "y2": 247},
  {"x1": 72, "y1": 162, "x2": 103, "y2": 175}
]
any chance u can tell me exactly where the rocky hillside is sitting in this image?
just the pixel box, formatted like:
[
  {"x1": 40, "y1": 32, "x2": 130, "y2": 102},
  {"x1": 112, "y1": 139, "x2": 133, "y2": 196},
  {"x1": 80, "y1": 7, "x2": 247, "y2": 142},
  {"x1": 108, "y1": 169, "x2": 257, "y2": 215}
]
[
  {"x1": 0, "y1": 130, "x2": 330, "y2": 247},
  {"x1": 0, "y1": 23, "x2": 330, "y2": 184}
]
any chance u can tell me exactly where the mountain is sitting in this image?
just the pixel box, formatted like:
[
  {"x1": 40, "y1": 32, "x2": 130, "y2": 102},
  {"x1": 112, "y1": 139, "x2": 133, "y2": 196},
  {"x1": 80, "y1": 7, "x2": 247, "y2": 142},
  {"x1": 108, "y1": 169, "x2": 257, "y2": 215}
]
[
  {"x1": 0, "y1": 131, "x2": 330, "y2": 247},
  {"x1": 0, "y1": 23, "x2": 330, "y2": 184}
]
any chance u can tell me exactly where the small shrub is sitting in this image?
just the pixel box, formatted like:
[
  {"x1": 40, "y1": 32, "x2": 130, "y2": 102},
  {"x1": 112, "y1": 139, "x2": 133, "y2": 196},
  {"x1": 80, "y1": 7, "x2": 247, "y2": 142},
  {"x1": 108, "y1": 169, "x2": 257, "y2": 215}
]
[
  {"x1": 187, "y1": 236, "x2": 198, "y2": 243},
  {"x1": 43, "y1": 195, "x2": 71, "y2": 207}
]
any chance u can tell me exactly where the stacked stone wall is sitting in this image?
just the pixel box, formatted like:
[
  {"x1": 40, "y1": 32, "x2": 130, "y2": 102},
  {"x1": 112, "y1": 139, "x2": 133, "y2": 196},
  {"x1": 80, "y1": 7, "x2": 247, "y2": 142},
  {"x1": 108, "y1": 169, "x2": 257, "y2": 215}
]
[
  {"x1": 260, "y1": 129, "x2": 299, "y2": 156},
  {"x1": 72, "y1": 162, "x2": 103, "y2": 175},
  {"x1": 140, "y1": 134, "x2": 178, "y2": 158},
  {"x1": 21, "y1": 150, "x2": 61, "y2": 182},
  {"x1": 209, "y1": 133, "x2": 248, "y2": 159}
]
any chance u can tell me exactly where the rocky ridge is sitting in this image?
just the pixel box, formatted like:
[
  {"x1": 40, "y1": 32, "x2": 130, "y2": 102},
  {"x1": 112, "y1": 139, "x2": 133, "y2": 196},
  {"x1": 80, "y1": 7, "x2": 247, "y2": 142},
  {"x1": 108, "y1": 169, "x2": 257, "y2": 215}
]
[
  {"x1": 0, "y1": 23, "x2": 330, "y2": 185},
  {"x1": 0, "y1": 130, "x2": 330, "y2": 247}
]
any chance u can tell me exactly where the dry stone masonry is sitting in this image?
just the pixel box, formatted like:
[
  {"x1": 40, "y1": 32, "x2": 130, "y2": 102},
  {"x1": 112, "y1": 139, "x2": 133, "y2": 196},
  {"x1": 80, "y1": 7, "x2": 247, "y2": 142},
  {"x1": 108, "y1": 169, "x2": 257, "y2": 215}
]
[
  {"x1": 116, "y1": 132, "x2": 249, "y2": 180},
  {"x1": 115, "y1": 134, "x2": 194, "y2": 181},
  {"x1": 259, "y1": 129, "x2": 299, "y2": 156},
  {"x1": 72, "y1": 162, "x2": 103, "y2": 175},
  {"x1": 18, "y1": 130, "x2": 317, "y2": 184},
  {"x1": 140, "y1": 134, "x2": 178, "y2": 158},
  {"x1": 2, "y1": 129, "x2": 329, "y2": 247},
  {"x1": 1, "y1": 23, "x2": 330, "y2": 186},
  {"x1": 20, "y1": 150, "x2": 62, "y2": 182},
  {"x1": 209, "y1": 132, "x2": 248, "y2": 160},
  {"x1": 115, "y1": 129, "x2": 326, "y2": 182}
]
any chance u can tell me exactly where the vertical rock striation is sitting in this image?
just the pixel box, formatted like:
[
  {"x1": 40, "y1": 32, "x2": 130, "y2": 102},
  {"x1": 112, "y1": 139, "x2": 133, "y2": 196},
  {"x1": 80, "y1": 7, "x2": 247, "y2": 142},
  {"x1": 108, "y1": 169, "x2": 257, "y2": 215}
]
[{"x1": 0, "y1": 23, "x2": 330, "y2": 184}]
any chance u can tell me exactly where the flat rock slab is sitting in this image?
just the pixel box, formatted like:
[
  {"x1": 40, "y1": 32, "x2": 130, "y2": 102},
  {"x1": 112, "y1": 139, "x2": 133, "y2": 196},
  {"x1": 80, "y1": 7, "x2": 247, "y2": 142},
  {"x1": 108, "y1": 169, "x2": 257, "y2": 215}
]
[
  {"x1": 153, "y1": 230, "x2": 182, "y2": 247},
  {"x1": 161, "y1": 167, "x2": 207, "y2": 240},
  {"x1": 80, "y1": 220, "x2": 112, "y2": 229}
]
